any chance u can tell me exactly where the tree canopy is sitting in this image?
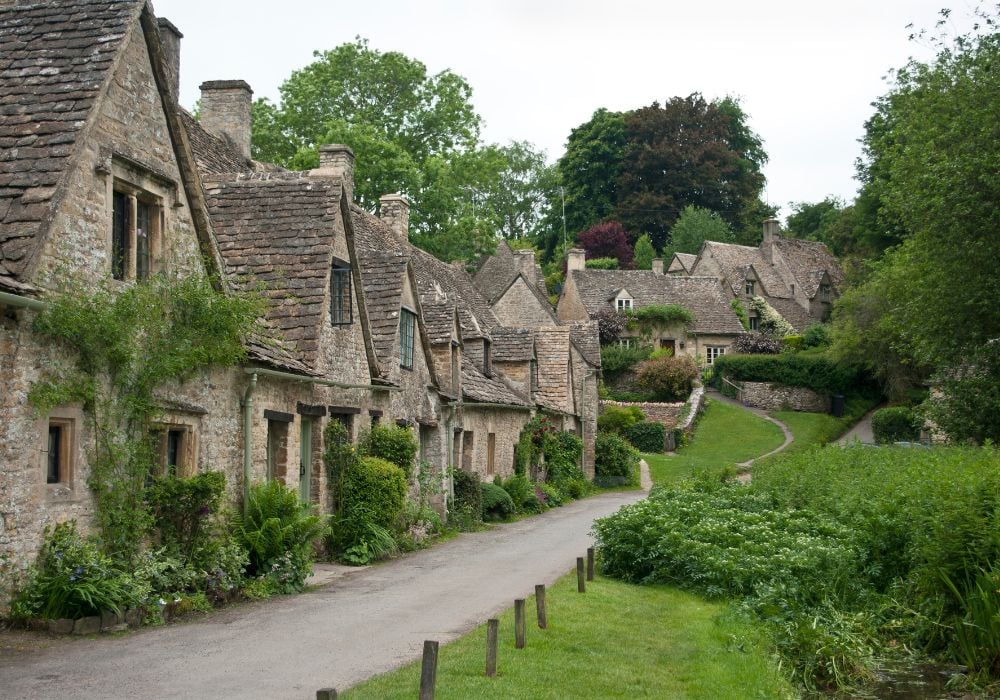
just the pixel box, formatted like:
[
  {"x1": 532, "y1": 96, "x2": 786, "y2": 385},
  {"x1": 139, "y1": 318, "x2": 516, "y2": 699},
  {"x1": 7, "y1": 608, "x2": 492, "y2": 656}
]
[{"x1": 663, "y1": 205, "x2": 734, "y2": 259}]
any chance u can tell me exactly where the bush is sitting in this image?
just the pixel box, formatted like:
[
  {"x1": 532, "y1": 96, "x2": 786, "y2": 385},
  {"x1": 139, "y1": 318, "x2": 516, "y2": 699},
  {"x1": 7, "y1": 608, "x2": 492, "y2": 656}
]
[
  {"x1": 803, "y1": 323, "x2": 832, "y2": 348},
  {"x1": 11, "y1": 522, "x2": 145, "y2": 620},
  {"x1": 594, "y1": 432, "x2": 640, "y2": 486},
  {"x1": 634, "y1": 354, "x2": 699, "y2": 401},
  {"x1": 585, "y1": 257, "x2": 619, "y2": 269},
  {"x1": 593, "y1": 308, "x2": 630, "y2": 345},
  {"x1": 536, "y1": 482, "x2": 564, "y2": 507},
  {"x1": 359, "y1": 424, "x2": 418, "y2": 478},
  {"x1": 231, "y1": 481, "x2": 328, "y2": 590},
  {"x1": 597, "y1": 405, "x2": 645, "y2": 434},
  {"x1": 145, "y1": 471, "x2": 226, "y2": 568},
  {"x1": 481, "y1": 483, "x2": 516, "y2": 521},
  {"x1": 624, "y1": 421, "x2": 665, "y2": 452},
  {"x1": 543, "y1": 431, "x2": 586, "y2": 495},
  {"x1": 781, "y1": 335, "x2": 804, "y2": 351},
  {"x1": 342, "y1": 456, "x2": 407, "y2": 530},
  {"x1": 871, "y1": 406, "x2": 922, "y2": 444},
  {"x1": 600, "y1": 342, "x2": 653, "y2": 374},
  {"x1": 748, "y1": 296, "x2": 795, "y2": 338},
  {"x1": 499, "y1": 473, "x2": 534, "y2": 512},
  {"x1": 732, "y1": 332, "x2": 782, "y2": 355},
  {"x1": 713, "y1": 352, "x2": 873, "y2": 396},
  {"x1": 323, "y1": 420, "x2": 356, "y2": 514},
  {"x1": 451, "y1": 468, "x2": 483, "y2": 524}
]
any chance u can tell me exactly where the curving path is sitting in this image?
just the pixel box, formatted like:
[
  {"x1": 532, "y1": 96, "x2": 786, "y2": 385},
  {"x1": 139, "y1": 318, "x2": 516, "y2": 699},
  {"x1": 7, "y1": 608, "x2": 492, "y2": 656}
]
[{"x1": 703, "y1": 389, "x2": 794, "y2": 481}]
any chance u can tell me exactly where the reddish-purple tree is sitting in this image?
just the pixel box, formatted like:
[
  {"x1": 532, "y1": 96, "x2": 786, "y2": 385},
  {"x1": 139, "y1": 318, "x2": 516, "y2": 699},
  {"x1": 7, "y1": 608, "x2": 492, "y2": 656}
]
[{"x1": 576, "y1": 221, "x2": 634, "y2": 268}]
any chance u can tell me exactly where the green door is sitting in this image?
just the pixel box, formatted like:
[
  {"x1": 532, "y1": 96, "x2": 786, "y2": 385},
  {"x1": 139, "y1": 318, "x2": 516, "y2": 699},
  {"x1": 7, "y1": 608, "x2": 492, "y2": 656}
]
[{"x1": 299, "y1": 418, "x2": 312, "y2": 503}]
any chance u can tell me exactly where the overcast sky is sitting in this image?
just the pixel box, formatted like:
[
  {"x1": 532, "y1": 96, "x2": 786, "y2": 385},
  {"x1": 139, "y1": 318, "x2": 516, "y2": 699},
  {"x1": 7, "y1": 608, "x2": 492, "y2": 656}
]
[{"x1": 155, "y1": 0, "x2": 966, "y2": 221}]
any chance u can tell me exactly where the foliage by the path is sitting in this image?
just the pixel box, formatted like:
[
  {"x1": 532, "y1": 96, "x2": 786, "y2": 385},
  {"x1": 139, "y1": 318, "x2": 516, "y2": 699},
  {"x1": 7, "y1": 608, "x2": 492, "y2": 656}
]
[
  {"x1": 598, "y1": 444, "x2": 1000, "y2": 690},
  {"x1": 594, "y1": 432, "x2": 640, "y2": 486},
  {"x1": 634, "y1": 353, "x2": 699, "y2": 402},
  {"x1": 870, "y1": 406, "x2": 922, "y2": 444},
  {"x1": 623, "y1": 421, "x2": 665, "y2": 453},
  {"x1": 712, "y1": 351, "x2": 874, "y2": 397},
  {"x1": 342, "y1": 572, "x2": 794, "y2": 700},
  {"x1": 358, "y1": 424, "x2": 418, "y2": 478}
]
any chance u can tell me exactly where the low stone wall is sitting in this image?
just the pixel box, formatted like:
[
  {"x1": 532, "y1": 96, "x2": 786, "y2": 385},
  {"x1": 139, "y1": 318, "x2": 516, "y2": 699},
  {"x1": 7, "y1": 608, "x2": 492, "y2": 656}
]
[
  {"x1": 599, "y1": 400, "x2": 685, "y2": 429},
  {"x1": 600, "y1": 386, "x2": 705, "y2": 451},
  {"x1": 741, "y1": 381, "x2": 830, "y2": 412}
]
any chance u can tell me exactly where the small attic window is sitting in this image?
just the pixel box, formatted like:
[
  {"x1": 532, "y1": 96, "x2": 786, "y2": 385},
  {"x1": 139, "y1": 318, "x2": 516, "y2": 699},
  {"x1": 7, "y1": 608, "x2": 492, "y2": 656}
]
[
  {"x1": 616, "y1": 298, "x2": 632, "y2": 311},
  {"x1": 400, "y1": 308, "x2": 416, "y2": 370},
  {"x1": 745, "y1": 280, "x2": 755, "y2": 295},
  {"x1": 483, "y1": 339, "x2": 492, "y2": 377},
  {"x1": 330, "y1": 259, "x2": 352, "y2": 325},
  {"x1": 112, "y1": 187, "x2": 161, "y2": 281}
]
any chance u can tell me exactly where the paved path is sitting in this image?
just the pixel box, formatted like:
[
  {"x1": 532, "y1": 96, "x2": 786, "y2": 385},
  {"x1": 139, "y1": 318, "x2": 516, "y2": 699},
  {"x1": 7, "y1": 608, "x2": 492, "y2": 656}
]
[
  {"x1": 838, "y1": 405, "x2": 879, "y2": 445},
  {"x1": 704, "y1": 389, "x2": 794, "y2": 481},
  {"x1": 0, "y1": 488, "x2": 647, "y2": 700}
]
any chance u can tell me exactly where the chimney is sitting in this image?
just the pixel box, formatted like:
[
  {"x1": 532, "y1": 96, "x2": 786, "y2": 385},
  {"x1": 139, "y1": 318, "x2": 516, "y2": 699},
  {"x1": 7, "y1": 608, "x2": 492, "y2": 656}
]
[
  {"x1": 156, "y1": 18, "x2": 183, "y2": 100},
  {"x1": 199, "y1": 80, "x2": 253, "y2": 159},
  {"x1": 313, "y1": 144, "x2": 355, "y2": 202},
  {"x1": 651, "y1": 257, "x2": 664, "y2": 274},
  {"x1": 515, "y1": 249, "x2": 536, "y2": 278},
  {"x1": 379, "y1": 193, "x2": 410, "y2": 242},
  {"x1": 762, "y1": 218, "x2": 780, "y2": 263},
  {"x1": 567, "y1": 248, "x2": 586, "y2": 272}
]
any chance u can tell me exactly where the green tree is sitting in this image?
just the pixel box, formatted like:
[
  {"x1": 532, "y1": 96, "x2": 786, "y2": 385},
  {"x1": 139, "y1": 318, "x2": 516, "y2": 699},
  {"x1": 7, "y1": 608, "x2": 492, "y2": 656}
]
[
  {"x1": 663, "y1": 205, "x2": 733, "y2": 259},
  {"x1": 633, "y1": 233, "x2": 656, "y2": 270}
]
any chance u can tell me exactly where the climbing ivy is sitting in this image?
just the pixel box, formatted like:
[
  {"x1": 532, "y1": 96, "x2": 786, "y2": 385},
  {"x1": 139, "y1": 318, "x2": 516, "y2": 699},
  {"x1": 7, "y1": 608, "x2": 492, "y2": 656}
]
[{"x1": 29, "y1": 274, "x2": 262, "y2": 568}]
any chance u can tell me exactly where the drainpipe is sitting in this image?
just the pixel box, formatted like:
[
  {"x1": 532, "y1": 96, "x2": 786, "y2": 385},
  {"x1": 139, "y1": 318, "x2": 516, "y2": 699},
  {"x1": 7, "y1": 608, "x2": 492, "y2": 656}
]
[
  {"x1": 241, "y1": 372, "x2": 257, "y2": 511},
  {"x1": 0, "y1": 290, "x2": 46, "y2": 311}
]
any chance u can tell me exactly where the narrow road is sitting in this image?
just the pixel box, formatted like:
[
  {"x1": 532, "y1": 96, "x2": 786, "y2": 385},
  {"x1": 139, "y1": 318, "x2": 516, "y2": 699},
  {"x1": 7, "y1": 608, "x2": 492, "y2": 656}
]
[{"x1": 0, "y1": 487, "x2": 646, "y2": 700}]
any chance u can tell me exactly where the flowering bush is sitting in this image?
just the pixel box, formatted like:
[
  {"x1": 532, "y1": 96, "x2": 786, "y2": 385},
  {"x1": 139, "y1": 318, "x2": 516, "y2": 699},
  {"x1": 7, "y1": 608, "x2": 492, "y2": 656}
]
[
  {"x1": 593, "y1": 307, "x2": 630, "y2": 345},
  {"x1": 634, "y1": 354, "x2": 699, "y2": 401},
  {"x1": 732, "y1": 332, "x2": 782, "y2": 355},
  {"x1": 748, "y1": 296, "x2": 795, "y2": 339}
]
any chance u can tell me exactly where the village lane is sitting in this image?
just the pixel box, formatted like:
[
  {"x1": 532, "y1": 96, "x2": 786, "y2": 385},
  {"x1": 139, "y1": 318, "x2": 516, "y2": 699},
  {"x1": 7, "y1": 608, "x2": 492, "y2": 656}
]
[{"x1": 0, "y1": 488, "x2": 645, "y2": 700}]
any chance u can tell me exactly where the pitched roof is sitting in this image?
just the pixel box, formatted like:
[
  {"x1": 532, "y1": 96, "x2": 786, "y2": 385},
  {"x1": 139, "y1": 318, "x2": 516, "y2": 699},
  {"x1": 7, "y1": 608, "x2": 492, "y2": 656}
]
[
  {"x1": 670, "y1": 252, "x2": 697, "y2": 273},
  {"x1": 419, "y1": 297, "x2": 456, "y2": 345},
  {"x1": 204, "y1": 173, "x2": 341, "y2": 370},
  {"x1": 699, "y1": 241, "x2": 791, "y2": 298},
  {"x1": 461, "y1": 355, "x2": 530, "y2": 407},
  {"x1": 764, "y1": 296, "x2": 812, "y2": 333},
  {"x1": 774, "y1": 237, "x2": 844, "y2": 298},
  {"x1": 491, "y1": 327, "x2": 534, "y2": 362},
  {"x1": 473, "y1": 240, "x2": 553, "y2": 311},
  {"x1": 568, "y1": 320, "x2": 601, "y2": 368},
  {"x1": 568, "y1": 269, "x2": 744, "y2": 335},
  {"x1": 0, "y1": 0, "x2": 142, "y2": 290},
  {"x1": 356, "y1": 249, "x2": 408, "y2": 376}
]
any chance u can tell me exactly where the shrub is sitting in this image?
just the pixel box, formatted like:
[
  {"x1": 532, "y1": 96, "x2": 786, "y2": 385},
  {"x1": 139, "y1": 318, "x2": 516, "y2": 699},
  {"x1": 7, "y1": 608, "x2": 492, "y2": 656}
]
[
  {"x1": 732, "y1": 332, "x2": 782, "y2": 355},
  {"x1": 871, "y1": 406, "x2": 922, "y2": 443},
  {"x1": 599, "y1": 342, "x2": 652, "y2": 374},
  {"x1": 634, "y1": 354, "x2": 699, "y2": 402},
  {"x1": 358, "y1": 424, "x2": 418, "y2": 478},
  {"x1": 593, "y1": 308, "x2": 630, "y2": 345},
  {"x1": 624, "y1": 421, "x2": 665, "y2": 453},
  {"x1": 231, "y1": 481, "x2": 328, "y2": 590},
  {"x1": 782, "y1": 335, "x2": 804, "y2": 351},
  {"x1": 597, "y1": 405, "x2": 645, "y2": 434},
  {"x1": 145, "y1": 471, "x2": 226, "y2": 568},
  {"x1": 543, "y1": 431, "x2": 586, "y2": 495},
  {"x1": 11, "y1": 522, "x2": 145, "y2": 620},
  {"x1": 594, "y1": 432, "x2": 640, "y2": 486},
  {"x1": 748, "y1": 296, "x2": 795, "y2": 338},
  {"x1": 536, "y1": 482, "x2": 564, "y2": 507},
  {"x1": 631, "y1": 304, "x2": 694, "y2": 332},
  {"x1": 323, "y1": 420, "x2": 356, "y2": 514},
  {"x1": 803, "y1": 323, "x2": 832, "y2": 348},
  {"x1": 481, "y1": 483, "x2": 516, "y2": 521},
  {"x1": 731, "y1": 298, "x2": 749, "y2": 330},
  {"x1": 712, "y1": 352, "x2": 873, "y2": 396},
  {"x1": 499, "y1": 473, "x2": 534, "y2": 512},
  {"x1": 451, "y1": 468, "x2": 483, "y2": 523},
  {"x1": 341, "y1": 457, "x2": 407, "y2": 530},
  {"x1": 585, "y1": 257, "x2": 619, "y2": 269}
]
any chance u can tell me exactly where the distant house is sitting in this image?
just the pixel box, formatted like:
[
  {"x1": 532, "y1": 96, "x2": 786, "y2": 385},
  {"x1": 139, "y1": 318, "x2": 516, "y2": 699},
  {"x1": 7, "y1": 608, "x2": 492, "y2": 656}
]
[
  {"x1": 678, "y1": 220, "x2": 844, "y2": 331},
  {"x1": 556, "y1": 249, "x2": 745, "y2": 366}
]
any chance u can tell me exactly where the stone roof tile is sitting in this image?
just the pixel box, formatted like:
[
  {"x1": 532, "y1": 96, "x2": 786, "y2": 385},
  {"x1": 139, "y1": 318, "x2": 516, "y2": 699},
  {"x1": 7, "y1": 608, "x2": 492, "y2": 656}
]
[
  {"x1": 774, "y1": 237, "x2": 844, "y2": 298},
  {"x1": 461, "y1": 355, "x2": 530, "y2": 407},
  {"x1": 491, "y1": 327, "x2": 534, "y2": 362}
]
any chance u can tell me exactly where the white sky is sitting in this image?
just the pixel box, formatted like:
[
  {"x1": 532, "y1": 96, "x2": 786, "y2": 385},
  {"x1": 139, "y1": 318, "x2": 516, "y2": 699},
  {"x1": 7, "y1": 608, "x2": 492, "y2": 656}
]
[{"x1": 155, "y1": 0, "x2": 967, "y2": 220}]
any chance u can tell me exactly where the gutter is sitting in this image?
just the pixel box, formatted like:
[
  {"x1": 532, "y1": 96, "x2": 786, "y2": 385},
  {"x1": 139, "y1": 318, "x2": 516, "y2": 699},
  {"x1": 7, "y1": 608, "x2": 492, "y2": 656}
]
[
  {"x1": 0, "y1": 290, "x2": 46, "y2": 311},
  {"x1": 448, "y1": 400, "x2": 533, "y2": 412},
  {"x1": 244, "y1": 366, "x2": 402, "y2": 392}
]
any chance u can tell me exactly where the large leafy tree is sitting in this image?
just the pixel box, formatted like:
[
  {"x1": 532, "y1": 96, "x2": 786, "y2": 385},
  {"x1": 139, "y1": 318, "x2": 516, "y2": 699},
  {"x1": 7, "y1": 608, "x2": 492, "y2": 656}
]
[
  {"x1": 832, "y1": 10, "x2": 1000, "y2": 439},
  {"x1": 663, "y1": 205, "x2": 734, "y2": 259},
  {"x1": 616, "y1": 95, "x2": 766, "y2": 250},
  {"x1": 576, "y1": 221, "x2": 633, "y2": 268}
]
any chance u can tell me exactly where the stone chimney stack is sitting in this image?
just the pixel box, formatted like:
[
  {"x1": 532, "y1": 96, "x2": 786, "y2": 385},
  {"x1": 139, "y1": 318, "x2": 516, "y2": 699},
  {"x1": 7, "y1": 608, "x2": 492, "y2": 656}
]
[
  {"x1": 567, "y1": 248, "x2": 586, "y2": 272},
  {"x1": 199, "y1": 80, "x2": 253, "y2": 159},
  {"x1": 379, "y1": 193, "x2": 410, "y2": 242},
  {"x1": 762, "y1": 218, "x2": 780, "y2": 263},
  {"x1": 651, "y1": 258, "x2": 664, "y2": 274},
  {"x1": 313, "y1": 144, "x2": 355, "y2": 202},
  {"x1": 515, "y1": 249, "x2": 536, "y2": 278},
  {"x1": 156, "y1": 18, "x2": 183, "y2": 101}
]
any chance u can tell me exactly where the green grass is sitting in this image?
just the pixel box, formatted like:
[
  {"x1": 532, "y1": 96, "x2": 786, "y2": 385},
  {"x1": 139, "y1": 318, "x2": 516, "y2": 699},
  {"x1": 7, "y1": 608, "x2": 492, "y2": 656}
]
[
  {"x1": 767, "y1": 411, "x2": 845, "y2": 455},
  {"x1": 643, "y1": 399, "x2": 784, "y2": 486},
  {"x1": 342, "y1": 572, "x2": 794, "y2": 699}
]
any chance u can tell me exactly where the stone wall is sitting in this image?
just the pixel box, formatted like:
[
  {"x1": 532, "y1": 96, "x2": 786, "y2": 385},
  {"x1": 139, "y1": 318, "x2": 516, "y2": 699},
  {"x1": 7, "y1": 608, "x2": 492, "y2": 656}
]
[
  {"x1": 740, "y1": 381, "x2": 830, "y2": 412},
  {"x1": 457, "y1": 406, "x2": 530, "y2": 480},
  {"x1": 599, "y1": 399, "x2": 686, "y2": 428},
  {"x1": 492, "y1": 277, "x2": 554, "y2": 328}
]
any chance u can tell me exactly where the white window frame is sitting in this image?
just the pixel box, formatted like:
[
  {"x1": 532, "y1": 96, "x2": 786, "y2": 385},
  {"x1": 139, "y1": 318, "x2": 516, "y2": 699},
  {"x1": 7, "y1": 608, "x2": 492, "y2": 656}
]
[
  {"x1": 706, "y1": 346, "x2": 727, "y2": 365},
  {"x1": 616, "y1": 298, "x2": 633, "y2": 311}
]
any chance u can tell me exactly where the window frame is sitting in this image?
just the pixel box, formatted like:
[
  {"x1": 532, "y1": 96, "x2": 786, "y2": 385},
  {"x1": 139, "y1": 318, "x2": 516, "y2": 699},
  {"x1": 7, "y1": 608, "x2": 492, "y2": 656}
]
[
  {"x1": 46, "y1": 419, "x2": 73, "y2": 485},
  {"x1": 748, "y1": 315, "x2": 759, "y2": 332},
  {"x1": 706, "y1": 345, "x2": 727, "y2": 365},
  {"x1": 330, "y1": 258, "x2": 353, "y2": 326},
  {"x1": 400, "y1": 307, "x2": 416, "y2": 370},
  {"x1": 110, "y1": 176, "x2": 163, "y2": 282},
  {"x1": 745, "y1": 280, "x2": 755, "y2": 296},
  {"x1": 616, "y1": 297, "x2": 633, "y2": 311}
]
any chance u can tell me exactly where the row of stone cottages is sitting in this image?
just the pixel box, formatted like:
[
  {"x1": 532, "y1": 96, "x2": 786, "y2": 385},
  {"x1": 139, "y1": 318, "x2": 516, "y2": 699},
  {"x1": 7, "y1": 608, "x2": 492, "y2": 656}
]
[{"x1": 0, "y1": 0, "x2": 601, "y2": 577}]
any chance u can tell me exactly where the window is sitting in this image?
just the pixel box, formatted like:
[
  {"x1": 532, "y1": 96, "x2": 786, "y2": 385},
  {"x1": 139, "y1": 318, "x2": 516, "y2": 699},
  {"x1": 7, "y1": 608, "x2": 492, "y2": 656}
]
[
  {"x1": 530, "y1": 357, "x2": 538, "y2": 394},
  {"x1": 369, "y1": 410, "x2": 382, "y2": 428},
  {"x1": 330, "y1": 411, "x2": 354, "y2": 440},
  {"x1": 820, "y1": 283, "x2": 831, "y2": 299},
  {"x1": 149, "y1": 424, "x2": 195, "y2": 478},
  {"x1": 706, "y1": 346, "x2": 727, "y2": 365},
  {"x1": 330, "y1": 259, "x2": 352, "y2": 325},
  {"x1": 617, "y1": 337, "x2": 632, "y2": 348},
  {"x1": 616, "y1": 298, "x2": 632, "y2": 311},
  {"x1": 461, "y1": 430, "x2": 474, "y2": 471},
  {"x1": 450, "y1": 342, "x2": 460, "y2": 393},
  {"x1": 748, "y1": 315, "x2": 759, "y2": 331},
  {"x1": 400, "y1": 308, "x2": 416, "y2": 369},
  {"x1": 46, "y1": 421, "x2": 72, "y2": 484},
  {"x1": 111, "y1": 186, "x2": 160, "y2": 281},
  {"x1": 483, "y1": 339, "x2": 492, "y2": 377},
  {"x1": 745, "y1": 280, "x2": 755, "y2": 295}
]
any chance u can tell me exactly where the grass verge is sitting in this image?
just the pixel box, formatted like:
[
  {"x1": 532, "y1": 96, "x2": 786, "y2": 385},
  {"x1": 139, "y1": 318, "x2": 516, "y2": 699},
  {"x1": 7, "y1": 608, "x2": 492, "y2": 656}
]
[
  {"x1": 342, "y1": 571, "x2": 794, "y2": 699},
  {"x1": 643, "y1": 399, "x2": 784, "y2": 486}
]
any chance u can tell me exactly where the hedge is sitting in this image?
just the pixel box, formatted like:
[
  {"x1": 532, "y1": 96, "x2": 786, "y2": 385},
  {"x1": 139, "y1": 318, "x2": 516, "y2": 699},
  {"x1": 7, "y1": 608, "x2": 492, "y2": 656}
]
[
  {"x1": 595, "y1": 431, "x2": 640, "y2": 486},
  {"x1": 451, "y1": 468, "x2": 482, "y2": 521},
  {"x1": 871, "y1": 406, "x2": 922, "y2": 444},
  {"x1": 624, "y1": 421, "x2": 666, "y2": 453},
  {"x1": 341, "y1": 456, "x2": 407, "y2": 529},
  {"x1": 481, "y1": 483, "x2": 515, "y2": 521},
  {"x1": 712, "y1": 352, "x2": 872, "y2": 396}
]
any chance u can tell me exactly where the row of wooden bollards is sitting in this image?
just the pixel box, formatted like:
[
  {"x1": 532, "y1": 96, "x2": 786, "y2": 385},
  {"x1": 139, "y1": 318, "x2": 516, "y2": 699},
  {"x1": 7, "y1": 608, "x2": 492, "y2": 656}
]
[{"x1": 317, "y1": 547, "x2": 597, "y2": 700}]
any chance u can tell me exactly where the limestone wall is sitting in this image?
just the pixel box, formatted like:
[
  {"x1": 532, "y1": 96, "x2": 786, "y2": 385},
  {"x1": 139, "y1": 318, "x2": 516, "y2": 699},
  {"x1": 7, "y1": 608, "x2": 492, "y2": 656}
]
[{"x1": 741, "y1": 381, "x2": 830, "y2": 412}]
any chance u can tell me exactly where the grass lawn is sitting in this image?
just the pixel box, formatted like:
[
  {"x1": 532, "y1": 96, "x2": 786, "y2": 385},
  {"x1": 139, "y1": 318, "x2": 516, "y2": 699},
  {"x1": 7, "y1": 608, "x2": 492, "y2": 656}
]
[
  {"x1": 342, "y1": 571, "x2": 794, "y2": 699},
  {"x1": 643, "y1": 399, "x2": 785, "y2": 486},
  {"x1": 767, "y1": 410, "x2": 845, "y2": 455}
]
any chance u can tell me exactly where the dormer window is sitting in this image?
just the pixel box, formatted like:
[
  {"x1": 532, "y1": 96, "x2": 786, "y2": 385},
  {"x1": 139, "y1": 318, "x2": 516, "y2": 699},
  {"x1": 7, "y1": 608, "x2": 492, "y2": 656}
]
[
  {"x1": 400, "y1": 308, "x2": 416, "y2": 370},
  {"x1": 820, "y1": 283, "x2": 831, "y2": 300},
  {"x1": 749, "y1": 315, "x2": 759, "y2": 331},
  {"x1": 330, "y1": 259, "x2": 352, "y2": 325},
  {"x1": 530, "y1": 355, "x2": 538, "y2": 393},
  {"x1": 483, "y1": 339, "x2": 492, "y2": 377},
  {"x1": 111, "y1": 187, "x2": 161, "y2": 281},
  {"x1": 745, "y1": 280, "x2": 755, "y2": 295},
  {"x1": 616, "y1": 298, "x2": 632, "y2": 311}
]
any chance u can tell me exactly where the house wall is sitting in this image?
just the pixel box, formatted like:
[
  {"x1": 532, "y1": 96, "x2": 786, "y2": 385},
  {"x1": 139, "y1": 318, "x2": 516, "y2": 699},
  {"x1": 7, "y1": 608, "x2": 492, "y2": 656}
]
[
  {"x1": 457, "y1": 407, "x2": 530, "y2": 480},
  {"x1": 691, "y1": 334, "x2": 737, "y2": 365},
  {"x1": 556, "y1": 273, "x2": 589, "y2": 322},
  {"x1": 492, "y1": 277, "x2": 553, "y2": 327}
]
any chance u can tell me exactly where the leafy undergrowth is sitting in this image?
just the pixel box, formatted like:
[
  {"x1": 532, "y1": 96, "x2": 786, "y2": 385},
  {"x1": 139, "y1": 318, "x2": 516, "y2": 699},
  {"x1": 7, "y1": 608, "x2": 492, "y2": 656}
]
[
  {"x1": 342, "y1": 571, "x2": 794, "y2": 699},
  {"x1": 644, "y1": 399, "x2": 784, "y2": 486}
]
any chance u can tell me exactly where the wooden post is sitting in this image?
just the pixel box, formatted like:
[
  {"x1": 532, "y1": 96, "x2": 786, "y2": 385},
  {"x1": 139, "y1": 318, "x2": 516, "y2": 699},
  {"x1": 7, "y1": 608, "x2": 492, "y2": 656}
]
[
  {"x1": 316, "y1": 690, "x2": 338, "y2": 700},
  {"x1": 485, "y1": 618, "x2": 499, "y2": 677},
  {"x1": 587, "y1": 547, "x2": 595, "y2": 581},
  {"x1": 514, "y1": 598, "x2": 526, "y2": 649},
  {"x1": 419, "y1": 640, "x2": 438, "y2": 700},
  {"x1": 576, "y1": 557, "x2": 586, "y2": 592},
  {"x1": 535, "y1": 584, "x2": 547, "y2": 629}
]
